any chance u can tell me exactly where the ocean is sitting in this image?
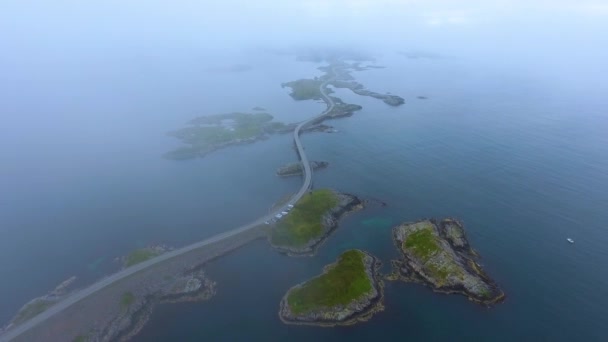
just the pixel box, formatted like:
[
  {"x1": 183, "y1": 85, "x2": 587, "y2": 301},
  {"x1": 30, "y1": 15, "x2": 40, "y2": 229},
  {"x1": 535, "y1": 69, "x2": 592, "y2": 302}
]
[{"x1": 1, "y1": 50, "x2": 607, "y2": 341}]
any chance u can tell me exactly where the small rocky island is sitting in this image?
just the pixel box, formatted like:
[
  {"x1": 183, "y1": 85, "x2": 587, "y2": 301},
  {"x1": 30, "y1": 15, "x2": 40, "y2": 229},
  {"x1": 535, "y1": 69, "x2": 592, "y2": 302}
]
[
  {"x1": 279, "y1": 249, "x2": 383, "y2": 326},
  {"x1": 389, "y1": 218, "x2": 505, "y2": 305},
  {"x1": 269, "y1": 189, "x2": 363, "y2": 256},
  {"x1": 276, "y1": 161, "x2": 328, "y2": 177}
]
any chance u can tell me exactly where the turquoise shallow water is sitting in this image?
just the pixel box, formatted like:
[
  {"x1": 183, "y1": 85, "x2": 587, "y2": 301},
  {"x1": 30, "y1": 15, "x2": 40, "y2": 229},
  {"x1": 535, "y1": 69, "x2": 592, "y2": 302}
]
[{"x1": 2, "y1": 51, "x2": 607, "y2": 341}]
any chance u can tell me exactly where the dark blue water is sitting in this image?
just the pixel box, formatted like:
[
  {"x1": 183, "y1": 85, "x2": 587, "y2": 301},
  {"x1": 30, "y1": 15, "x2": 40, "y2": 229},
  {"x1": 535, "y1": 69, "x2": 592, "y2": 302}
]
[
  {"x1": 134, "y1": 55, "x2": 608, "y2": 341},
  {"x1": 2, "y1": 51, "x2": 608, "y2": 341}
]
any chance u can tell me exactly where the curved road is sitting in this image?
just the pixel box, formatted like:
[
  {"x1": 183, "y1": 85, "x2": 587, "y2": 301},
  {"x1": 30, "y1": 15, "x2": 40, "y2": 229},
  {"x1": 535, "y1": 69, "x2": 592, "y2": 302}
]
[{"x1": 1, "y1": 69, "x2": 337, "y2": 341}]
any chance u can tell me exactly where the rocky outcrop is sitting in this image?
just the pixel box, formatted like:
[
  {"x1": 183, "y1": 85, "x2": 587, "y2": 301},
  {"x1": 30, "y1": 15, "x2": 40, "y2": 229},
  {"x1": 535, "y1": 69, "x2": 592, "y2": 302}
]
[
  {"x1": 276, "y1": 161, "x2": 329, "y2": 177},
  {"x1": 389, "y1": 218, "x2": 505, "y2": 306},
  {"x1": 92, "y1": 270, "x2": 216, "y2": 341},
  {"x1": 279, "y1": 251, "x2": 383, "y2": 326}
]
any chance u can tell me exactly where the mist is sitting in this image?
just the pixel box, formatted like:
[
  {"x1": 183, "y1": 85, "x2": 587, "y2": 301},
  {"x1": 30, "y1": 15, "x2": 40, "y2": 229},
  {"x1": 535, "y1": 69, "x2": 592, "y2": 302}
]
[{"x1": 1, "y1": 0, "x2": 608, "y2": 340}]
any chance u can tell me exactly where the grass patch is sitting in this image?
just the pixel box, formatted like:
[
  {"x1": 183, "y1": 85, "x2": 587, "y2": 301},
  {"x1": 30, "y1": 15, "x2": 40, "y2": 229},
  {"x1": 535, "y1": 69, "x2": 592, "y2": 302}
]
[
  {"x1": 121, "y1": 292, "x2": 135, "y2": 308},
  {"x1": 124, "y1": 248, "x2": 160, "y2": 267},
  {"x1": 271, "y1": 189, "x2": 338, "y2": 248},
  {"x1": 403, "y1": 225, "x2": 441, "y2": 262},
  {"x1": 287, "y1": 250, "x2": 371, "y2": 314}
]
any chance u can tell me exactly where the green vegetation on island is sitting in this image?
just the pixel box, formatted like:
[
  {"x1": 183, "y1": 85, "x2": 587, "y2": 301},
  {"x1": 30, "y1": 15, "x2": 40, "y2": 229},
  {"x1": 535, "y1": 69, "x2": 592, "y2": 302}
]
[
  {"x1": 271, "y1": 189, "x2": 337, "y2": 246},
  {"x1": 120, "y1": 292, "x2": 135, "y2": 308},
  {"x1": 165, "y1": 112, "x2": 287, "y2": 160},
  {"x1": 124, "y1": 248, "x2": 161, "y2": 268},
  {"x1": 269, "y1": 189, "x2": 363, "y2": 255},
  {"x1": 288, "y1": 250, "x2": 371, "y2": 313},
  {"x1": 279, "y1": 249, "x2": 383, "y2": 326},
  {"x1": 390, "y1": 219, "x2": 505, "y2": 305}
]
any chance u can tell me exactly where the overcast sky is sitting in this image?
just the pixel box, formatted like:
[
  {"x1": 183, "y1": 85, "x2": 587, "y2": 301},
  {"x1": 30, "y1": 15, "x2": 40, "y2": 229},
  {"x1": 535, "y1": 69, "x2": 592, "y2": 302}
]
[{"x1": 2, "y1": 0, "x2": 607, "y2": 51}]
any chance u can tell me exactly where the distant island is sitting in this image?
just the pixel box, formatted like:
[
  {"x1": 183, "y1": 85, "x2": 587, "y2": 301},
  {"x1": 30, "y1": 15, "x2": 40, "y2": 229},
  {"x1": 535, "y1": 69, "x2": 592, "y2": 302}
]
[
  {"x1": 282, "y1": 62, "x2": 405, "y2": 107},
  {"x1": 276, "y1": 161, "x2": 328, "y2": 177},
  {"x1": 269, "y1": 189, "x2": 363, "y2": 256},
  {"x1": 330, "y1": 79, "x2": 404, "y2": 106},
  {"x1": 281, "y1": 78, "x2": 328, "y2": 101},
  {"x1": 164, "y1": 112, "x2": 288, "y2": 160},
  {"x1": 279, "y1": 249, "x2": 383, "y2": 326},
  {"x1": 389, "y1": 218, "x2": 505, "y2": 305}
]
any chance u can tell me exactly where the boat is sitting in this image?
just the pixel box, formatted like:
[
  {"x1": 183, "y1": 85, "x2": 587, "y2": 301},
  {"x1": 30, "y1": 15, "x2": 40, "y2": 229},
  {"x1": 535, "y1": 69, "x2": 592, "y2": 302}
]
[{"x1": 567, "y1": 238, "x2": 574, "y2": 244}]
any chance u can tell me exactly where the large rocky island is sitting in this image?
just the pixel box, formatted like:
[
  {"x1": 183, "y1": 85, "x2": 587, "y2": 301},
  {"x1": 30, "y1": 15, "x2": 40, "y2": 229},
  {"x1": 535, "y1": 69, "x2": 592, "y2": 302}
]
[
  {"x1": 269, "y1": 189, "x2": 363, "y2": 256},
  {"x1": 164, "y1": 112, "x2": 289, "y2": 160},
  {"x1": 279, "y1": 249, "x2": 383, "y2": 326},
  {"x1": 389, "y1": 218, "x2": 505, "y2": 305}
]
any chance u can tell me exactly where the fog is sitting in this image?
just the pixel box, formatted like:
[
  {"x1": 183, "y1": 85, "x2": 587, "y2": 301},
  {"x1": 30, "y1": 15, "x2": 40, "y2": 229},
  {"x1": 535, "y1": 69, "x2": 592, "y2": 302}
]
[
  {"x1": 1, "y1": 0, "x2": 608, "y2": 338},
  {"x1": 1, "y1": 0, "x2": 607, "y2": 186}
]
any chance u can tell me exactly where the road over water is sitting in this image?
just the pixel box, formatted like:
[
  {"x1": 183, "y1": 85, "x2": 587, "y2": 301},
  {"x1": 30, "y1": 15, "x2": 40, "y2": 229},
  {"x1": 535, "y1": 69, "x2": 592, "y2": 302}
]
[{"x1": 1, "y1": 69, "x2": 337, "y2": 342}]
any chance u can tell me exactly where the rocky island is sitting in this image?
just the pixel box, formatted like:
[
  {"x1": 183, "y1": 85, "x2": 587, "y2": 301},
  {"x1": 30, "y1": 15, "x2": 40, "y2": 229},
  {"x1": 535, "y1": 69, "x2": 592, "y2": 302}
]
[
  {"x1": 281, "y1": 78, "x2": 328, "y2": 101},
  {"x1": 279, "y1": 249, "x2": 383, "y2": 326},
  {"x1": 92, "y1": 269, "x2": 216, "y2": 341},
  {"x1": 330, "y1": 79, "x2": 404, "y2": 106},
  {"x1": 276, "y1": 161, "x2": 328, "y2": 177},
  {"x1": 164, "y1": 112, "x2": 289, "y2": 160},
  {"x1": 389, "y1": 218, "x2": 505, "y2": 305},
  {"x1": 269, "y1": 189, "x2": 363, "y2": 256}
]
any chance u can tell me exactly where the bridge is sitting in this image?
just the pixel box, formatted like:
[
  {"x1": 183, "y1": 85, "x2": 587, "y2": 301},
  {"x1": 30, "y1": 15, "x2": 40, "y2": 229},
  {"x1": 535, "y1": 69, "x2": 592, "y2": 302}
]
[{"x1": 0, "y1": 69, "x2": 337, "y2": 342}]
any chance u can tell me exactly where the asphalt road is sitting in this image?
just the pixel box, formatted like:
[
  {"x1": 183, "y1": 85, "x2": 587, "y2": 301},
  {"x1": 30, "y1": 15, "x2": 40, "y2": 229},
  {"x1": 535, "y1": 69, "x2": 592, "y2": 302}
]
[{"x1": 1, "y1": 70, "x2": 336, "y2": 342}]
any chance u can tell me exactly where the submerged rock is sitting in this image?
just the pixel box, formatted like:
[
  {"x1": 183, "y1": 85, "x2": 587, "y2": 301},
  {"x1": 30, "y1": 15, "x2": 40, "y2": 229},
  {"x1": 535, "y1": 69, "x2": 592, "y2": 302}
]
[{"x1": 390, "y1": 218, "x2": 505, "y2": 305}]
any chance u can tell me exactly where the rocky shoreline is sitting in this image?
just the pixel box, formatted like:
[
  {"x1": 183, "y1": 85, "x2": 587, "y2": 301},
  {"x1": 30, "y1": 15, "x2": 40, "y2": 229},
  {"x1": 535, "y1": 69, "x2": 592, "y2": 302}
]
[
  {"x1": 98, "y1": 270, "x2": 216, "y2": 342},
  {"x1": 2, "y1": 276, "x2": 77, "y2": 331},
  {"x1": 389, "y1": 218, "x2": 505, "y2": 306},
  {"x1": 270, "y1": 191, "x2": 364, "y2": 256},
  {"x1": 279, "y1": 250, "x2": 384, "y2": 326}
]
